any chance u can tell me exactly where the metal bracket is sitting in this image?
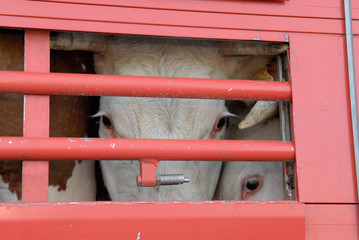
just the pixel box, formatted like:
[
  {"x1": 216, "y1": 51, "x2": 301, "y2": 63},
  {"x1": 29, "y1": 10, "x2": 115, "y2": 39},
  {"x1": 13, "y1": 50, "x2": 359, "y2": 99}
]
[{"x1": 137, "y1": 158, "x2": 190, "y2": 187}]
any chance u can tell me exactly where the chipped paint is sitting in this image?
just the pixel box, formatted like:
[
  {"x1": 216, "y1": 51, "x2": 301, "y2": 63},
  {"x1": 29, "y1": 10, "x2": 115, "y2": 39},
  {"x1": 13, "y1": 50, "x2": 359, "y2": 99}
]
[
  {"x1": 285, "y1": 33, "x2": 289, "y2": 42},
  {"x1": 228, "y1": 88, "x2": 233, "y2": 92},
  {"x1": 80, "y1": 138, "x2": 94, "y2": 142},
  {"x1": 136, "y1": 232, "x2": 141, "y2": 240}
]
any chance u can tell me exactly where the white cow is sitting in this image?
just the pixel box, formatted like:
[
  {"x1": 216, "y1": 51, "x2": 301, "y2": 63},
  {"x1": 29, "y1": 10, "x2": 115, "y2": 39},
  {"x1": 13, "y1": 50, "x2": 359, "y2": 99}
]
[
  {"x1": 51, "y1": 33, "x2": 287, "y2": 201},
  {"x1": 215, "y1": 101, "x2": 285, "y2": 200}
]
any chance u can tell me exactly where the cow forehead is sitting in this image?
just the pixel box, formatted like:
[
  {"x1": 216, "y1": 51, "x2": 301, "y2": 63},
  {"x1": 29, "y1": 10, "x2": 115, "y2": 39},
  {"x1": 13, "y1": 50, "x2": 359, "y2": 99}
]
[
  {"x1": 100, "y1": 97, "x2": 227, "y2": 139},
  {"x1": 97, "y1": 36, "x2": 228, "y2": 80}
]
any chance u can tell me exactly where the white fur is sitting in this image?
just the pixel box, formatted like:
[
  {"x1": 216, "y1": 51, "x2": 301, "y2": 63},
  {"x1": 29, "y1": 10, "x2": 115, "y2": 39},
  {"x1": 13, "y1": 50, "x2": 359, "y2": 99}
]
[
  {"x1": 0, "y1": 175, "x2": 19, "y2": 202},
  {"x1": 51, "y1": 33, "x2": 278, "y2": 201},
  {"x1": 48, "y1": 160, "x2": 96, "y2": 202}
]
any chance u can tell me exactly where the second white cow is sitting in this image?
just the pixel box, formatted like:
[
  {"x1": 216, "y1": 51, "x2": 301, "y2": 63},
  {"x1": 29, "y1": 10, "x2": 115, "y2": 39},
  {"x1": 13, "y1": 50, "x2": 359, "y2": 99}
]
[{"x1": 215, "y1": 101, "x2": 285, "y2": 200}]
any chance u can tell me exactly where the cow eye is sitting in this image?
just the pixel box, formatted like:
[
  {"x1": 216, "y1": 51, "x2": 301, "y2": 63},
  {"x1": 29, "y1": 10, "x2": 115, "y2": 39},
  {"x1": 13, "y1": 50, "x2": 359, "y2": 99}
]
[
  {"x1": 243, "y1": 177, "x2": 260, "y2": 191},
  {"x1": 241, "y1": 175, "x2": 263, "y2": 200},
  {"x1": 102, "y1": 115, "x2": 113, "y2": 128},
  {"x1": 216, "y1": 117, "x2": 226, "y2": 129}
]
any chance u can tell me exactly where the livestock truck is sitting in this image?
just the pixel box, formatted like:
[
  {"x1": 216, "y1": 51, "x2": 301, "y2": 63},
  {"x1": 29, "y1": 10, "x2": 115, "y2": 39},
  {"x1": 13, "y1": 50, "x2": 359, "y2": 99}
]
[{"x1": 0, "y1": 0, "x2": 358, "y2": 239}]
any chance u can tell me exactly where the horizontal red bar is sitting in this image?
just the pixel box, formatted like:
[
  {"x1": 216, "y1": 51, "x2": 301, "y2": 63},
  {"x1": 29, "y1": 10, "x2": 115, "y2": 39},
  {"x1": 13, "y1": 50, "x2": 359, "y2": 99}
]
[
  {"x1": 0, "y1": 137, "x2": 295, "y2": 161},
  {"x1": 0, "y1": 202, "x2": 304, "y2": 240},
  {"x1": 0, "y1": 71, "x2": 291, "y2": 101}
]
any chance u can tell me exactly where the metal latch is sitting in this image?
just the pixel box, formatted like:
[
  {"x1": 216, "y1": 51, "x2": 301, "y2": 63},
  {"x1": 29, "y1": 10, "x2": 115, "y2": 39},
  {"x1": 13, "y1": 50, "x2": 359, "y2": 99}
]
[{"x1": 136, "y1": 158, "x2": 190, "y2": 187}]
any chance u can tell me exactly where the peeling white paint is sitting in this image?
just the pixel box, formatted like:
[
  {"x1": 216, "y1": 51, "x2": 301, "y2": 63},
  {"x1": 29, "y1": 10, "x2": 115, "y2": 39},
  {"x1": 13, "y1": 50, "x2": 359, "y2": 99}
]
[
  {"x1": 285, "y1": 33, "x2": 289, "y2": 42},
  {"x1": 80, "y1": 138, "x2": 94, "y2": 142}
]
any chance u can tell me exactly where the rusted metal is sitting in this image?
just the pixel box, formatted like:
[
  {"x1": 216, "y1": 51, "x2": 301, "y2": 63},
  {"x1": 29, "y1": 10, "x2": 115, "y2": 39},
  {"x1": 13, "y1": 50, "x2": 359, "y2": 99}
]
[
  {"x1": 276, "y1": 55, "x2": 294, "y2": 200},
  {"x1": 0, "y1": 137, "x2": 295, "y2": 162},
  {"x1": 0, "y1": 71, "x2": 291, "y2": 101}
]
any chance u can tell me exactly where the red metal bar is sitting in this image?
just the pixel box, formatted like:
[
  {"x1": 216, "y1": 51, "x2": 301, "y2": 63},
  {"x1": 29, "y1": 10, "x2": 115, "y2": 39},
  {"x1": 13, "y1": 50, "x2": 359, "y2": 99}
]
[
  {"x1": 0, "y1": 71, "x2": 291, "y2": 101},
  {"x1": 0, "y1": 137, "x2": 295, "y2": 161},
  {"x1": 22, "y1": 30, "x2": 50, "y2": 202},
  {"x1": 0, "y1": 201, "x2": 305, "y2": 240},
  {"x1": 137, "y1": 159, "x2": 159, "y2": 187}
]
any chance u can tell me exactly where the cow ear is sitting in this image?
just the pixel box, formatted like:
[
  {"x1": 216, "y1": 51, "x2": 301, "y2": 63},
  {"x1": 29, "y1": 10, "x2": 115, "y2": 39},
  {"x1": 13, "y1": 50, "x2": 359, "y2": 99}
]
[
  {"x1": 223, "y1": 55, "x2": 271, "y2": 80},
  {"x1": 219, "y1": 41, "x2": 288, "y2": 129},
  {"x1": 219, "y1": 40, "x2": 288, "y2": 80},
  {"x1": 51, "y1": 32, "x2": 109, "y2": 52},
  {"x1": 219, "y1": 41, "x2": 288, "y2": 56}
]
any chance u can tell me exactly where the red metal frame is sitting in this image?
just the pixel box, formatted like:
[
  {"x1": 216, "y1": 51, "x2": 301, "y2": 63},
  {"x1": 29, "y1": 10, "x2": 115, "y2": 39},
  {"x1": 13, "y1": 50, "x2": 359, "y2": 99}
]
[
  {"x1": 1, "y1": 1, "x2": 358, "y2": 38},
  {"x1": 0, "y1": 202, "x2": 304, "y2": 240},
  {"x1": 22, "y1": 30, "x2": 50, "y2": 203},
  {"x1": 0, "y1": 0, "x2": 358, "y2": 239}
]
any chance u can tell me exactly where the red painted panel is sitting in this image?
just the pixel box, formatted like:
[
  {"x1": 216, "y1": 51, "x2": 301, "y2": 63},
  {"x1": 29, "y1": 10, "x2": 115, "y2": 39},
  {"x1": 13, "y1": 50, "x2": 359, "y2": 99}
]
[
  {"x1": 0, "y1": 1, "x2": 350, "y2": 36},
  {"x1": 22, "y1": 30, "x2": 50, "y2": 202},
  {"x1": 0, "y1": 202, "x2": 305, "y2": 240},
  {"x1": 0, "y1": 71, "x2": 292, "y2": 101},
  {"x1": 306, "y1": 205, "x2": 359, "y2": 240},
  {"x1": 291, "y1": 33, "x2": 357, "y2": 203},
  {"x1": 0, "y1": 137, "x2": 295, "y2": 162},
  {"x1": 39, "y1": 0, "x2": 359, "y2": 20},
  {"x1": 0, "y1": 15, "x2": 290, "y2": 42}
]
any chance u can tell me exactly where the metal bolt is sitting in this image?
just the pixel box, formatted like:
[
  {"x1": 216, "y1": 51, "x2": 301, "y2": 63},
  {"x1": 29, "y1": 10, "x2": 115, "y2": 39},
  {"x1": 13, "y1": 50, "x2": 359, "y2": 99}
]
[{"x1": 156, "y1": 174, "x2": 190, "y2": 186}]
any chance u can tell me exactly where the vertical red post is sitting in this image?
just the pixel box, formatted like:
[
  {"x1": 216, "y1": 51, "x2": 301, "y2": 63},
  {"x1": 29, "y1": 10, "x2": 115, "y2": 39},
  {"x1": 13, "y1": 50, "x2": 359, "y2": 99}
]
[{"x1": 22, "y1": 30, "x2": 50, "y2": 202}]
